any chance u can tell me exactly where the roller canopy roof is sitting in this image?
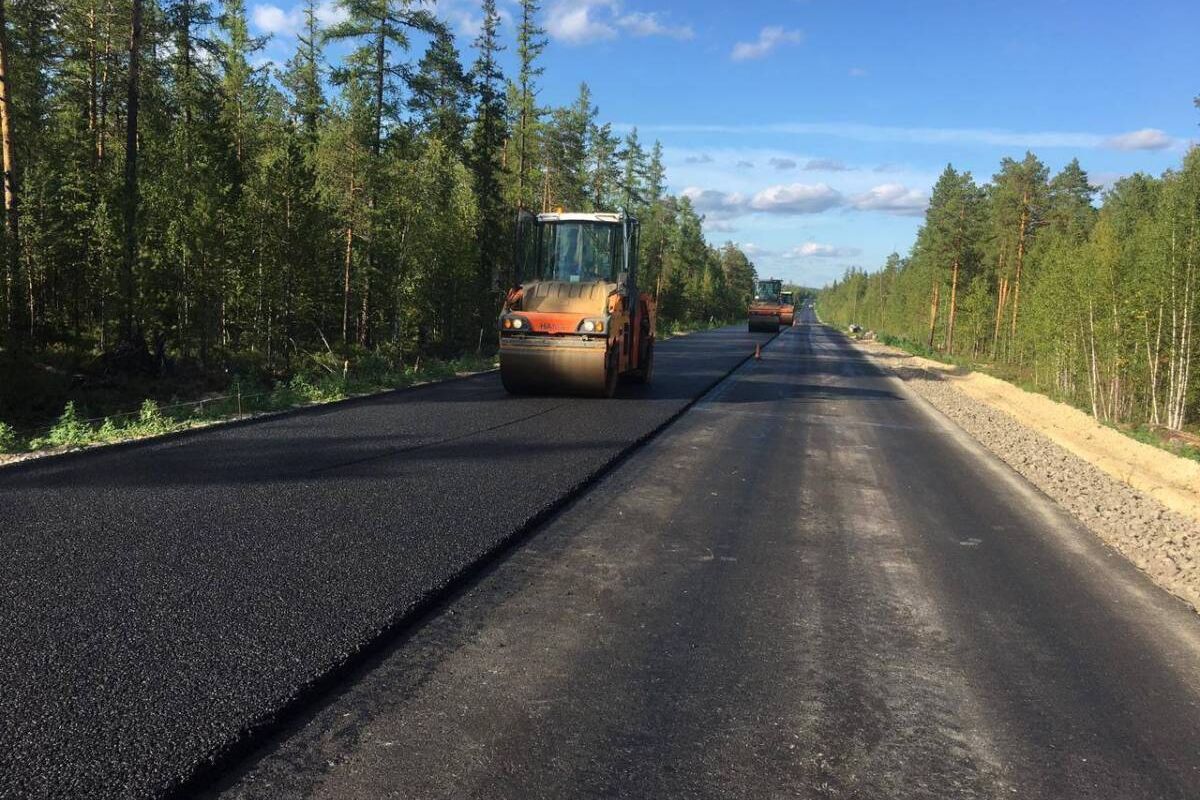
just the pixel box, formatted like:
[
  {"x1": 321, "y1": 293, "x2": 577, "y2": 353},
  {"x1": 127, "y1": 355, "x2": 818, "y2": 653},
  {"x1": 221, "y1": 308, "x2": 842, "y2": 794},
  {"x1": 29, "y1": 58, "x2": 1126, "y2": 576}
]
[{"x1": 536, "y1": 212, "x2": 628, "y2": 223}]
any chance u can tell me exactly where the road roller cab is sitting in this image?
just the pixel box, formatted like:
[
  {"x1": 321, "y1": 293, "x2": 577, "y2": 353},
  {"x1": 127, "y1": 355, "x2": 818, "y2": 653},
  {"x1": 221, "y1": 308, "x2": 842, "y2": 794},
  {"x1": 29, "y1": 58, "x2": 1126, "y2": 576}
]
[
  {"x1": 748, "y1": 278, "x2": 784, "y2": 332},
  {"x1": 499, "y1": 210, "x2": 656, "y2": 397},
  {"x1": 779, "y1": 291, "x2": 795, "y2": 326}
]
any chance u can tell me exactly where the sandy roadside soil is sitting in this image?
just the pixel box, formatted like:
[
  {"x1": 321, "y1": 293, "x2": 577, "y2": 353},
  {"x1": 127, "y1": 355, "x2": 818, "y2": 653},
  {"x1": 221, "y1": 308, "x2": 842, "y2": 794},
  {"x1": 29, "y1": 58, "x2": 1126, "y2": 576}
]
[{"x1": 851, "y1": 335, "x2": 1200, "y2": 611}]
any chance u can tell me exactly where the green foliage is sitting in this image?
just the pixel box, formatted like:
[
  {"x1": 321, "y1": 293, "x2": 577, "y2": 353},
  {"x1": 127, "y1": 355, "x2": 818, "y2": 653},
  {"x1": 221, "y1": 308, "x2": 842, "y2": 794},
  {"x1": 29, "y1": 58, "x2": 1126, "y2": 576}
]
[
  {"x1": 0, "y1": 421, "x2": 18, "y2": 453},
  {"x1": 43, "y1": 402, "x2": 92, "y2": 449},
  {"x1": 0, "y1": 0, "x2": 757, "y2": 443},
  {"x1": 822, "y1": 147, "x2": 1200, "y2": 435}
]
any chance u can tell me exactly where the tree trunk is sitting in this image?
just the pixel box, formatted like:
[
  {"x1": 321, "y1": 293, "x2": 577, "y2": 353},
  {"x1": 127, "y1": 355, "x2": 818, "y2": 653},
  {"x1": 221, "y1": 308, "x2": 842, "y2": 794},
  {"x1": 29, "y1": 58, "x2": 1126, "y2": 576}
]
[
  {"x1": 1146, "y1": 304, "x2": 1163, "y2": 425},
  {"x1": 373, "y1": 24, "x2": 384, "y2": 157},
  {"x1": 990, "y1": 245, "x2": 1007, "y2": 358},
  {"x1": 121, "y1": 0, "x2": 142, "y2": 342},
  {"x1": 517, "y1": 104, "x2": 527, "y2": 209},
  {"x1": 98, "y1": 10, "x2": 111, "y2": 163},
  {"x1": 1010, "y1": 195, "x2": 1029, "y2": 341},
  {"x1": 358, "y1": 271, "x2": 370, "y2": 347},
  {"x1": 927, "y1": 280, "x2": 939, "y2": 350},
  {"x1": 0, "y1": 0, "x2": 21, "y2": 338},
  {"x1": 342, "y1": 221, "x2": 353, "y2": 343},
  {"x1": 946, "y1": 258, "x2": 960, "y2": 353}
]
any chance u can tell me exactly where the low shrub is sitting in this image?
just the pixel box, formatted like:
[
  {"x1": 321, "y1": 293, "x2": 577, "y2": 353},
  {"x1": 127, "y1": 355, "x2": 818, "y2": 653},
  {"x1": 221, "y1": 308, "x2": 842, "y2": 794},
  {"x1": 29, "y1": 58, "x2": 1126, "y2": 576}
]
[
  {"x1": 0, "y1": 421, "x2": 18, "y2": 453},
  {"x1": 41, "y1": 402, "x2": 93, "y2": 449}
]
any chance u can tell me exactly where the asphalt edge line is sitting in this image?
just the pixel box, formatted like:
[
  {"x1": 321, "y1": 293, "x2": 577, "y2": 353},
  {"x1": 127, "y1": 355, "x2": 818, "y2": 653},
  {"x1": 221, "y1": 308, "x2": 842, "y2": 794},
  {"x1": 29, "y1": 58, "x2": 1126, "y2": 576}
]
[
  {"x1": 170, "y1": 328, "x2": 781, "y2": 800},
  {"x1": 2, "y1": 322, "x2": 744, "y2": 475}
]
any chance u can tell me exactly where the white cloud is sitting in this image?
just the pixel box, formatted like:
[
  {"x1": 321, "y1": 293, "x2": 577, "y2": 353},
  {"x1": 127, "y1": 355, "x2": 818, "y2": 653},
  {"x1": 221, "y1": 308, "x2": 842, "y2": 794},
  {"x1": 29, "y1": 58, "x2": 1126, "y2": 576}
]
[
  {"x1": 1104, "y1": 128, "x2": 1175, "y2": 151},
  {"x1": 804, "y1": 158, "x2": 851, "y2": 172},
  {"x1": 547, "y1": 1, "x2": 692, "y2": 45},
  {"x1": 736, "y1": 242, "x2": 773, "y2": 258},
  {"x1": 547, "y1": 1, "x2": 617, "y2": 44},
  {"x1": 684, "y1": 153, "x2": 714, "y2": 164},
  {"x1": 731, "y1": 26, "x2": 803, "y2": 61},
  {"x1": 848, "y1": 67, "x2": 868, "y2": 78},
  {"x1": 616, "y1": 10, "x2": 693, "y2": 39},
  {"x1": 251, "y1": 4, "x2": 298, "y2": 35},
  {"x1": 315, "y1": 1, "x2": 349, "y2": 27},
  {"x1": 251, "y1": 2, "x2": 347, "y2": 35},
  {"x1": 681, "y1": 187, "x2": 748, "y2": 220},
  {"x1": 750, "y1": 183, "x2": 843, "y2": 214},
  {"x1": 783, "y1": 242, "x2": 862, "y2": 259},
  {"x1": 768, "y1": 157, "x2": 797, "y2": 170},
  {"x1": 684, "y1": 179, "x2": 927, "y2": 219},
  {"x1": 736, "y1": 160, "x2": 755, "y2": 169},
  {"x1": 624, "y1": 121, "x2": 1186, "y2": 152},
  {"x1": 850, "y1": 183, "x2": 927, "y2": 216}
]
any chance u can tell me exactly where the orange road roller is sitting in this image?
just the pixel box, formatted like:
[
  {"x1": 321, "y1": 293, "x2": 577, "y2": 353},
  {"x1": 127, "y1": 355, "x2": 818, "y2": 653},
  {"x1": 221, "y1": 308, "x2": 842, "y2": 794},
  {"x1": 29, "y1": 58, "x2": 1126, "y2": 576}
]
[
  {"x1": 779, "y1": 290, "x2": 796, "y2": 326},
  {"x1": 748, "y1": 278, "x2": 784, "y2": 332},
  {"x1": 499, "y1": 210, "x2": 656, "y2": 397}
]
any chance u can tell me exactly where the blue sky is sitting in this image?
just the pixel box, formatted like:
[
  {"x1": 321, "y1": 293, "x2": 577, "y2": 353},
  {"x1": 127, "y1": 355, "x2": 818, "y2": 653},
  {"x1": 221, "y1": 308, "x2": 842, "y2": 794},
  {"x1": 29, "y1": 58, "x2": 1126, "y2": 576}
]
[{"x1": 249, "y1": 0, "x2": 1200, "y2": 287}]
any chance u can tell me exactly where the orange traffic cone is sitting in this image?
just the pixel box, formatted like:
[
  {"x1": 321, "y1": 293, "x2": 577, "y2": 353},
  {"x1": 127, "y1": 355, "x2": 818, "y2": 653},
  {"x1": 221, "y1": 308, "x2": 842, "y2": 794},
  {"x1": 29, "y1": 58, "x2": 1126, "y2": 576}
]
[{"x1": 754, "y1": 343, "x2": 762, "y2": 360}]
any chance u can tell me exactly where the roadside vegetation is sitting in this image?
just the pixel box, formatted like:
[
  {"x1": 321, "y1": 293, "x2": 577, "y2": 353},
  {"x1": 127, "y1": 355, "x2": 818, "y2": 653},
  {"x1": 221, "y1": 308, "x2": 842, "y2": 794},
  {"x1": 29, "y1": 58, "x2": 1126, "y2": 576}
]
[
  {"x1": 0, "y1": 353, "x2": 496, "y2": 455},
  {"x1": 0, "y1": 0, "x2": 758, "y2": 455},
  {"x1": 821, "y1": 116, "x2": 1200, "y2": 452}
]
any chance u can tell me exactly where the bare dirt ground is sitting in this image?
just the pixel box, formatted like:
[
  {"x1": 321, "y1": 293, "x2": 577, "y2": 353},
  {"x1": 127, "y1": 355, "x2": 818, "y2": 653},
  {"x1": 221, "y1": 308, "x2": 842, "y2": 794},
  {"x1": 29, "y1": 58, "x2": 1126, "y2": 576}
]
[{"x1": 853, "y1": 336, "x2": 1200, "y2": 611}]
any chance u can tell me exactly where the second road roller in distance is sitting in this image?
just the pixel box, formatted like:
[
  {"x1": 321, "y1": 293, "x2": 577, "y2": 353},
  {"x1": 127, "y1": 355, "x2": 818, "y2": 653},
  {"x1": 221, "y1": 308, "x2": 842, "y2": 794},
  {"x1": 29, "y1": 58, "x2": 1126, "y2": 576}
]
[
  {"x1": 498, "y1": 210, "x2": 655, "y2": 398},
  {"x1": 748, "y1": 278, "x2": 784, "y2": 332}
]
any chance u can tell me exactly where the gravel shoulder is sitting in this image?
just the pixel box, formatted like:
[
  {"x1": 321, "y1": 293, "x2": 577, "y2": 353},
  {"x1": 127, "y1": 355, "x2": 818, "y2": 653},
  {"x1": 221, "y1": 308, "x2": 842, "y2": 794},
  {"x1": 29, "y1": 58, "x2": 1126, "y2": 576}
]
[{"x1": 850, "y1": 334, "x2": 1200, "y2": 611}]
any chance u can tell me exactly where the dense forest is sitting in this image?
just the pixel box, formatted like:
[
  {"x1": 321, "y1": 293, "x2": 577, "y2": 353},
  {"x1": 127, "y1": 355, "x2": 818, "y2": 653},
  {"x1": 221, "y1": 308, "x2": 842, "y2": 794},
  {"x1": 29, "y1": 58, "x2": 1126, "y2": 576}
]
[
  {"x1": 821, "y1": 141, "x2": 1200, "y2": 435},
  {"x1": 0, "y1": 0, "x2": 757, "y2": 435}
]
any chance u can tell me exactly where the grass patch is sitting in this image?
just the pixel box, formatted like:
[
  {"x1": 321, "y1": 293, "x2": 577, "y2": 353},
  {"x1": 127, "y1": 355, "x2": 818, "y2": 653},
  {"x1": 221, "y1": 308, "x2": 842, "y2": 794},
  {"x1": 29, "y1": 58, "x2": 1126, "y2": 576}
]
[
  {"x1": 3, "y1": 353, "x2": 498, "y2": 459},
  {"x1": 1111, "y1": 423, "x2": 1200, "y2": 463}
]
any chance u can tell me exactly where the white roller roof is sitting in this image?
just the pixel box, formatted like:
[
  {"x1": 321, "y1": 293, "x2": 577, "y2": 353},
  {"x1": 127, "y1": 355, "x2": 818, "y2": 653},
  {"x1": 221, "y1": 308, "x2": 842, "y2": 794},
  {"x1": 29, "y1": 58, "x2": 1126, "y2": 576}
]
[{"x1": 537, "y1": 212, "x2": 624, "y2": 223}]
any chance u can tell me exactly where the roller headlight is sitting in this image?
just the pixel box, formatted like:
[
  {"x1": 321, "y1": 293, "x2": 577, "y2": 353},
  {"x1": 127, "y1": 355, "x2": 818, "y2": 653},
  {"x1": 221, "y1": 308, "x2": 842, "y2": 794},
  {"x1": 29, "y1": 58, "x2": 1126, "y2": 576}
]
[
  {"x1": 578, "y1": 319, "x2": 606, "y2": 334},
  {"x1": 500, "y1": 315, "x2": 530, "y2": 331}
]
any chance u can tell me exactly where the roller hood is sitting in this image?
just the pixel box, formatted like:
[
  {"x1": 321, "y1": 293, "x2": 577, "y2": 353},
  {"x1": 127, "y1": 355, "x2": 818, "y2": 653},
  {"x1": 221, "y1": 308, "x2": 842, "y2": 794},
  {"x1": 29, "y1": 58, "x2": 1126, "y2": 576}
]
[{"x1": 518, "y1": 280, "x2": 616, "y2": 314}]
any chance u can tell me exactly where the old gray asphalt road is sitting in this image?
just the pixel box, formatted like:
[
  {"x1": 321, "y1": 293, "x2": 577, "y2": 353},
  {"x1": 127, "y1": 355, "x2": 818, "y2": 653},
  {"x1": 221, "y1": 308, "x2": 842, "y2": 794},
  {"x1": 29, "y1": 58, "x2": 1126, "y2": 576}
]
[
  {"x1": 0, "y1": 325, "x2": 775, "y2": 799},
  {"x1": 215, "y1": 308, "x2": 1200, "y2": 800}
]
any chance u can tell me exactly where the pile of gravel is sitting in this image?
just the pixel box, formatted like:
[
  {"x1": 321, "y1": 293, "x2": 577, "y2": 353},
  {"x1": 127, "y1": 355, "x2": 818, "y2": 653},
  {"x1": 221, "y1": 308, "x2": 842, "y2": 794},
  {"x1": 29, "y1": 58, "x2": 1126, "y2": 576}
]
[{"x1": 881, "y1": 360, "x2": 1199, "y2": 612}]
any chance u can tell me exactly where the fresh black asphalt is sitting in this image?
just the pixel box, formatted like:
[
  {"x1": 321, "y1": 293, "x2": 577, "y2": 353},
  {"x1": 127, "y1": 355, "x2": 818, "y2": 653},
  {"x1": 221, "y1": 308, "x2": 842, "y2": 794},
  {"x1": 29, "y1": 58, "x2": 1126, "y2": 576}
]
[
  {"x1": 215, "y1": 311, "x2": 1200, "y2": 800},
  {"x1": 0, "y1": 325, "x2": 774, "y2": 799}
]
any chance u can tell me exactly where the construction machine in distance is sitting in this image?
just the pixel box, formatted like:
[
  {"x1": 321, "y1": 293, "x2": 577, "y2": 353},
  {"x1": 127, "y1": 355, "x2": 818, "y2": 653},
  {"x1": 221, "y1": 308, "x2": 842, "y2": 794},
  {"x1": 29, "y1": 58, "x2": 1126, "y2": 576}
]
[
  {"x1": 748, "y1": 278, "x2": 784, "y2": 332},
  {"x1": 498, "y1": 210, "x2": 656, "y2": 398},
  {"x1": 779, "y1": 291, "x2": 796, "y2": 326}
]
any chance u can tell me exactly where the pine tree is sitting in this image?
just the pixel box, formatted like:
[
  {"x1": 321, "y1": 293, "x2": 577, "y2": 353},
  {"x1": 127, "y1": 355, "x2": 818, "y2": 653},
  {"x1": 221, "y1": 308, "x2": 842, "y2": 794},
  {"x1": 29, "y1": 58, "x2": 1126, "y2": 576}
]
[
  {"x1": 1046, "y1": 158, "x2": 1097, "y2": 241},
  {"x1": 620, "y1": 126, "x2": 647, "y2": 210},
  {"x1": 326, "y1": 0, "x2": 437, "y2": 344},
  {"x1": 543, "y1": 83, "x2": 591, "y2": 210},
  {"x1": 120, "y1": 0, "x2": 143, "y2": 342},
  {"x1": 990, "y1": 152, "x2": 1049, "y2": 352},
  {"x1": 467, "y1": 0, "x2": 507, "y2": 302},
  {"x1": 409, "y1": 28, "x2": 471, "y2": 152},
  {"x1": 0, "y1": 0, "x2": 21, "y2": 340},
  {"x1": 282, "y1": 0, "x2": 325, "y2": 143},
  {"x1": 918, "y1": 165, "x2": 984, "y2": 352},
  {"x1": 646, "y1": 140, "x2": 666, "y2": 204},
  {"x1": 586, "y1": 120, "x2": 620, "y2": 210},
  {"x1": 509, "y1": 0, "x2": 545, "y2": 211}
]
